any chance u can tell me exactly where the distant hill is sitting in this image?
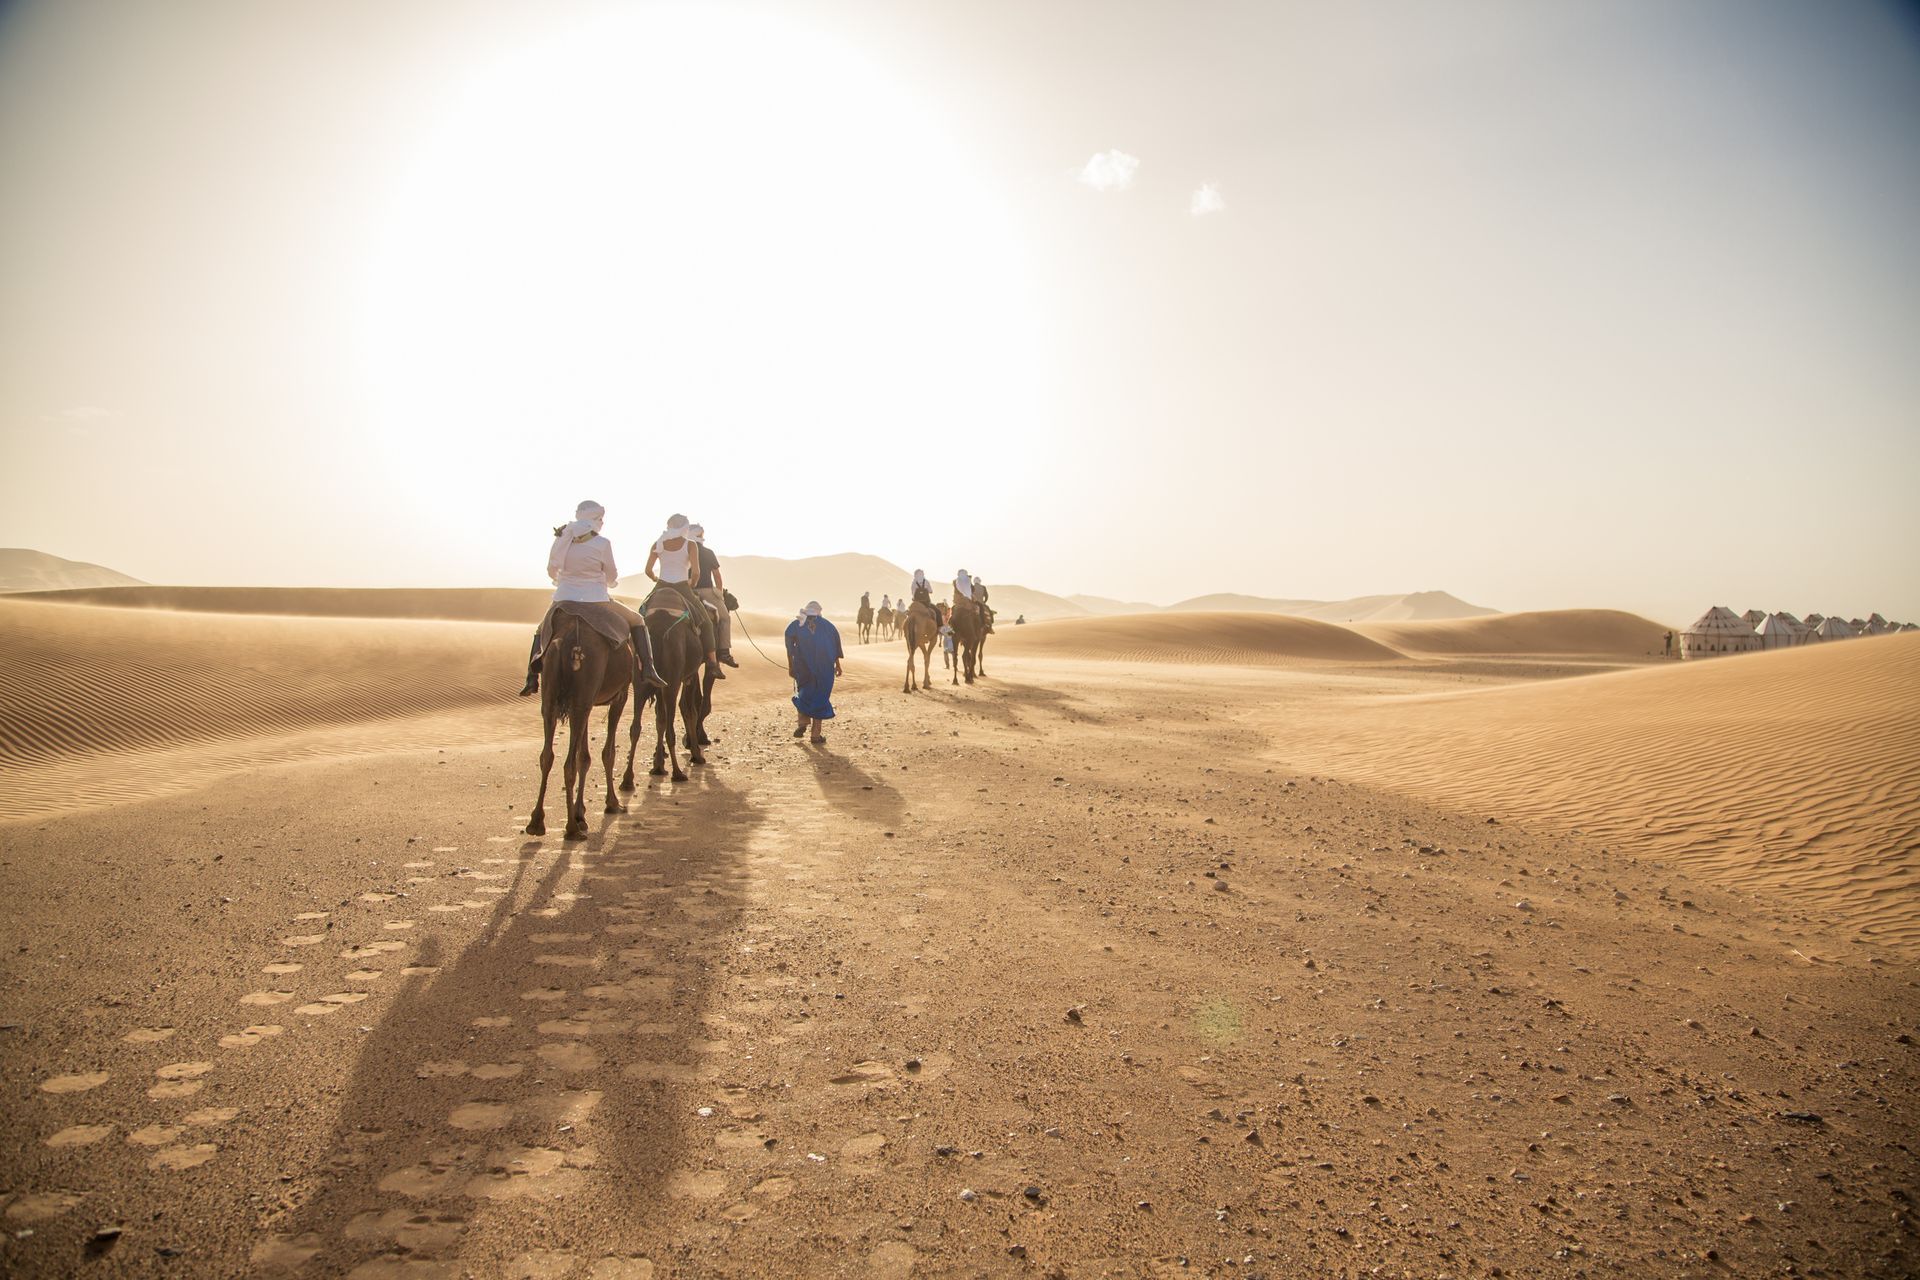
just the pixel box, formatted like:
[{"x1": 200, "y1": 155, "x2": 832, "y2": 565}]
[
  {"x1": 1167, "y1": 589, "x2": 1495, "y2": 623},
  {"x1": 1067, "y1": 593, "x2": 1162, "y2": 616},
  {"x1": 0, "y1": 548, "x2": 143, "y2": 593}
]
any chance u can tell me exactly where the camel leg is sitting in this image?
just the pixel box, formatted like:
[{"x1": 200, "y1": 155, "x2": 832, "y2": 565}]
[
  {"x1": 949, "y1": 638, "x2": 958, "y2": 685},
  {"x1": 683, "y1": 680, "x2": 707, "y2": 766},
  {"x1": 904, "y1": 633, "x2": 916, "y2": 693},
  {"x1": 527, "y1": 708, "x2": 556, "y2": 836},
  {"x1": 650, "y1": 686, "x2": 670, "y2": 777},
  {"x1": 564, "y1": 704, "x2": 593, "y2": 840},
  {"x1": 696, "y1": 669, "x2": 715, "y2": 746},
  {"x1": 622, "y1": 686, "x2": 649, "y2": 791},
  {"x1": 603, "y1": 688, "x2": 627, "y2": 812},
  {"x1": 659, "y1": 683, "x2": 688, "y2": 782}
]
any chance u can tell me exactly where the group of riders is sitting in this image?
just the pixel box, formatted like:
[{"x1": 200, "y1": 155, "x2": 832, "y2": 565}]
[
  {"x1": 858, "y1": 569, "x2": 992, "y2": 651},
  {"x1": 519, "y1": 502, "x2": 738, "y2": 698}
]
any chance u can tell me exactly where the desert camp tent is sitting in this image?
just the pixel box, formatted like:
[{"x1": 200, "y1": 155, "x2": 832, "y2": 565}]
[
  {"x1": 1757, "y1": 613, "x2": 1806, "y2": 650},
  {"x1": 1742, "y1": 609, "x2": 1767, "y2": 628},
  {"x1": 1863, "y1": 613, "x2": 1894, "y2": 636},
  {"x1": 1804, "y1": 613, "x2": 1825, "y2": 628},
  {"x1": 1813, "y1": 616, "x2": 1857, "y2": 641},
  {"x1": 1681, "y1": 606, "x2": 1760, "y2": 659}
]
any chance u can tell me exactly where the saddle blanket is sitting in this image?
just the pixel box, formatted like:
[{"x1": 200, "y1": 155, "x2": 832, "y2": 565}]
[{"x1": 537, "y1": 599, "x2": 644, "y2": 652}]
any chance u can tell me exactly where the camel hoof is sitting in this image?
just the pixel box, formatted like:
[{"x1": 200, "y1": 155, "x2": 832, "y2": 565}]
[
  {"x1": 564, "y1": 825, "x2": 588, "y2": 841},
  {"x1": 605, "y1": 799, "x2": 626, "y2": 813},
  {"x1": 650, "y1": 765, "x2": 667, "y2": 777},
  {"x1": 671, "y1": 770, "x2": 688, "y2": 782},
  {"x1": 619, "y1": 778, "x2": 635, "y2": 793},
  {"x1": 524, "y1": 816, "x2": 545, "y2": 836}
]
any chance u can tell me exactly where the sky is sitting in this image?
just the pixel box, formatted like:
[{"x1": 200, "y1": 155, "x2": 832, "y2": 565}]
[{"x1": 2, "y1": 0, "x2": 1917, "y2": 625}]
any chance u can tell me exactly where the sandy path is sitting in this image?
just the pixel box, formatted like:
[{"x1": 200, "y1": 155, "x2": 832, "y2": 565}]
[{"x1": 2, "y1": 651, "x2": 1916, "y2": 1277}]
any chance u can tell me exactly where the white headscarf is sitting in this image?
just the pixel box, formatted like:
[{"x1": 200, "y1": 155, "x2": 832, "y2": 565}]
[
  {"x1": 561, "y1": 500, "x2": 604, "y2": 541},
  {"x1": 659, "y1": 512, "x2": 690, "y2": 544},
  {"x1": 688, "y1": 523, "x2": 705, "y2": 543},
  {"x1": 805, "y1": 601, "x2": 822, "y2": 617}
]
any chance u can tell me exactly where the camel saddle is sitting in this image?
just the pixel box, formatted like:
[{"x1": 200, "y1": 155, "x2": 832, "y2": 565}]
[{"x1": 538, "y1": 599, "x2": 641, "y2": 651}]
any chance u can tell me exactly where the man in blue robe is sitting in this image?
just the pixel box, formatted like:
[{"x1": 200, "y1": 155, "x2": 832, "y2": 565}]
[{"x1": 785, "y1": 601, "x2": 844, "y2": 744}]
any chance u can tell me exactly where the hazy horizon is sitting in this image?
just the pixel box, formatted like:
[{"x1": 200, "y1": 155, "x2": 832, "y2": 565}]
[{"x1": 4, "y1": 0, "x2": 1918, "y2": 626}]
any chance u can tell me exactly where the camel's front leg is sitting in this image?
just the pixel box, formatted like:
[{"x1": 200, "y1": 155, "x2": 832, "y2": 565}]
[{"x1": 527, "y1": 711, "x2": 556, "y2": 835}]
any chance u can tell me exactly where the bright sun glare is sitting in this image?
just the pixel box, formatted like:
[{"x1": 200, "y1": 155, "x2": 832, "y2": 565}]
[{"x1": 356, "y1": 5, "x2": 1048, "y2": 541}]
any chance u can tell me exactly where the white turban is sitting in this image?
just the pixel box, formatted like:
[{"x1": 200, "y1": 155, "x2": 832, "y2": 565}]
[
  {"x1": 559, "y1": 499, "x2": 604, "y2": 542},
  {"x1": 660, "y1": 512, "x2": 690, "y2": 543},
  {"x1": 688, "y1": 523, "x2": 705, "y2": 542},
  {"x1": 805, "y1": 601, "x2": 822, "y2": 617}
]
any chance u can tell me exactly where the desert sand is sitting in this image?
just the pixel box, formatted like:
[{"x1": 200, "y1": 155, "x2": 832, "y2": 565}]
[{"x1": 2, "y1": 594, "x2": 1915, "y2": 1278}]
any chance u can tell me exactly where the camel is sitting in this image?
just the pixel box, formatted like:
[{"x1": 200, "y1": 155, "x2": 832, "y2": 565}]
[
  {"x1": 950, "y1": 599, "x2": 987, "y2": 685},
  {"x1": 622, "y1": 594, "x2": 709, "y2": 785},
  {"x1": 902, "y1": 601, "x2": 939, "y2": 693},
  {"x1": 526, "y1": 611, "x2": 633, "y2": 840},
  {"x1": 876, "y1": 604, "x2": 894, "y2": 641},
  {"x1": 857, "y1": 599, "x2": 875, "y2": 644},
  {"x1": 976, "y1": 603, "x2": 994, "y2": 678}
]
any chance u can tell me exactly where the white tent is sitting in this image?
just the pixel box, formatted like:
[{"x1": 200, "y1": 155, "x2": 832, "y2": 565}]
[
  {"x1": 1863, "y1": 613, "x2": 1894, "y2": 636},
  {"x1": 1813, "y1": 616, "x2": 1857, "y2": 641},
  {"x1": 1742, "y1": 609, "x2": 1767, "y2": 628},
  {"x1": 1757, "y1": 613, "x2": 1805, "y2": 650},
  {"x1": 1681, "y1": 606, "x2": 1760, "y2": 659},
  {"x1": 1804, "y1": 612, "x2": 1826, "y2": 628}
]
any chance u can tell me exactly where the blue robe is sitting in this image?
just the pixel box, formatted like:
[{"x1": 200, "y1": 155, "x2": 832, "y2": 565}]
[{"x1": 785, "y1": 617, "x2": 843, "y2": 719}]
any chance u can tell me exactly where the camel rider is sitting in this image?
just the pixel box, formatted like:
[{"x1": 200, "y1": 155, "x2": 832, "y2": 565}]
[
  {"x1": 910, "y1": 569, "x2": 935, "y2": 614},
  {"x1": 953, "y1": 569, "x2": 979, "y2": 613},
  {"x1": 521, "y1": 500, "x2": 667, "y2": 696},
  {"x1": 644, "y1": 513, "x2": 720, "y2": 674},
  {"x1": 688, "y1": 523, "x2": 739, "y2": 668},
  {"x1": 880, "y1": 594, "x2": 891, "y2": 613},
  {"x1": 860, "y1": 591, "x2": 871, "y2": 612}
]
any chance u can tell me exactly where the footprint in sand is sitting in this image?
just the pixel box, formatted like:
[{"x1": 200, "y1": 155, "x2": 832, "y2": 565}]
[
  {"x1": 129, "y1": 1124, "x2": 186, "y2": 1147},
  {"x1": 39, "y1": 1071, "x2": 109, "y2": 1094},
  {"x1": 534, "y1": 954, "x2": 599, "y2": 968},
  {"x1": 749, "y1": 1176, "x2": 795, "y2": 1201},
  {"x1": 521, "y1": 987, "x2": 569, "y2": 1003},
  {"x1": 448, "y1": 1102, "x2": 514, "y2": 1131},
  {"x1": 242, "y1": 991, "x2": 296, "y2": 1006},
  {"x1": 345, "y1": 1207, "x2": 466, "y2": 1253},
  {"x1": 868, "y1": 1242, "x2": 919, "y2": 1280},
  {"x1": 155, "y1": 1061, "x2": 213, "y2": 1081},
  {"x1": 184, "y1": 1106, "x2": 239, "y2": 1126},
  {"x1": 148, "y1": 1080, "x2": 205, "y2": 1099},
  {"x1": 321, "y1": 991, "x2": 369, "y2": 1005},
  {"x1": 840, "y1": 1132, "x2": 889, "y2": 1161},
  {"x1": 294, "y1": 1002, "x2": 343, "y2": 1016},
  {"x1": 472, "y1": 1063, "x2": 525, "y2": 1081},
  {"x1": 347, "y1": 969, "x2": 384, "y2": 981},
  {"x1": 535, "y1": 1042, "x2": 601, "y2": 1072},
  {"x1": 507, "y1": 1251, "x2": 576, "y2": 1280},
  {"x1": 220, "y1": 1024, "x2": 284, "y2": 1048},
  {"x1": 45, "y1": 1123, "x2": 114, "y2": 1147},
  {"x1": 282, "y1": 934, "x2": 328, "y2": 947},
  {"x1": 249, "y1": 1235, "x2": 323, "y2": 1270},
  {"x1": 384, "y1": 921, "x2": 416, "y2": 931},
  {"x1": 665, "y1": 1170, "x2": 728, "y2": 1200},
  {"x1": 828, "y1": 1061, "x2": 895, "y2": 1087},
  {"x1": 123, "y1": 1026, "x2": 176, "y2": 1044},
  {"x1": 147, "y1": 1143, "x2": 217, "y2": 1170},
  {"x1": 464, "y1": 1146, "x2": 589, "y2": 1201},
  {"x1": 292, "y1": 912, "x2": 329, "y2": 922},
  {"x1": 341, "y1": 940, "x2": 408, "y2": 960},
  {"x1": 262, "y1": 962, "x2": 304, "y2": 975},
  {"x1": 3, "y1": 1191, "x2": 84, "y2": 1222},
  {"x1": 400, "y1": 965, "x2": 440, "y2": 976}
]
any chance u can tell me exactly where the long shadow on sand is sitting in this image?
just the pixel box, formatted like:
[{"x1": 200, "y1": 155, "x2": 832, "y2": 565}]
[
  {"x1": 260, "y1": 773, "x2": 767, "y2": 1272},
  {"x1": 799, "y1": 743, "x2": 907, "y2": 829}
]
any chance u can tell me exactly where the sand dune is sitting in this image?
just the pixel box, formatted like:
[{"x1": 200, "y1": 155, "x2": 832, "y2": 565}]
[
  {"x1": 0, "y1": 600, "x2": 530, "y2": 820},
  {"x1": 0, "y1": 548, "x2": 143, "y2": 593},
  {"x1": 9, "y1": 585, "x2": 564, "y2": 624},
  {"x1": 1167, "y1": 588, "x2": 1495, "y2": 622},
  {"x1": 987, "y1": 610, "x2": 1404, "y2": 665},
  {"x1": 1362, "y1": 607, "x2": 1670, "y2": 659},
  {"x1": 1268, "y1": 633, "x2": 1920, "y2": 949}
]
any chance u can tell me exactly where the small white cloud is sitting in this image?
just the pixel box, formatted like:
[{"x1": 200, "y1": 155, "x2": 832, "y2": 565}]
[
  {"x1": 1077, "y1": 149, "x2": 1139, "y2": 192},
  {"x1": 1189, "y1": 183, "x2": 1225, "y2": 216}
]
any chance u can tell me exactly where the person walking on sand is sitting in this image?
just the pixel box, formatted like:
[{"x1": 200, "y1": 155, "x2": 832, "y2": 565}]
[
  {"x1": 644, "y1": 513, "x2": 720, "y2": 675},
  {"x1": 687, "y1": 522, "x2": 739, "y2": 668},
  {"x1": 785, "y1": 601, "x2": 843, "y2": 744},
  {"x1": 520, "y1": 500, "x2": 667, "y2": 696}
]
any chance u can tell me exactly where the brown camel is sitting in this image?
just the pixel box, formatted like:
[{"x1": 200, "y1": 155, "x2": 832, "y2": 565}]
[
  {"x1": 856, "y1": 600, "x2": 875, "y2": 644},
  {"x1": 976, "y1": 603, "x2": 995, "y2": 677},
  {"x1": 526, "y1": 612, "x2": 633, "y2": 840},
  {"x1": 950, "y1": 599, "x2": 987, "y2": 685},
  {"x1": 875, "y1": 604, "x2": 894, "y2": 641},
  {"x1": 622, "y1": 596, "x2": 709, "y2": 785},
  {"x1": 902, "y1": 601, "x2": 939, "y2": 693}
]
